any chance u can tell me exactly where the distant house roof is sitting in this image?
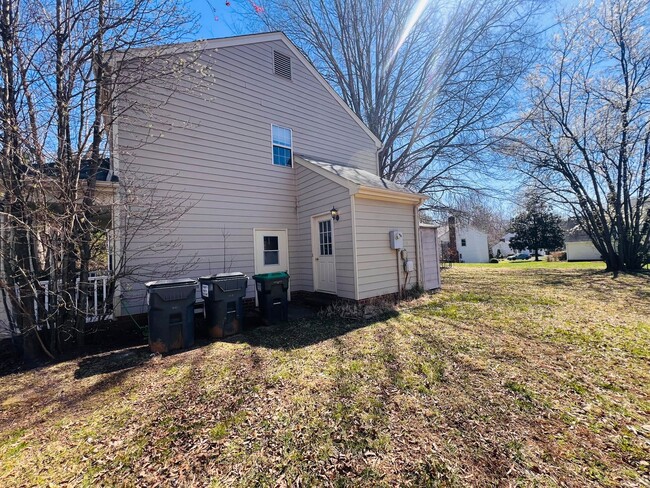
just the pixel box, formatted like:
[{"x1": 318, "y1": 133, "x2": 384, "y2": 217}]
[
  {"x1": 19, "y1": 158, "x2": 118, "y2": 182},
  {"x1": 563, "y1": 218, "x2": 592, "y2": 242},
  {"x1": 295, "y1": 156, "x2": 427, "y2": 203}
]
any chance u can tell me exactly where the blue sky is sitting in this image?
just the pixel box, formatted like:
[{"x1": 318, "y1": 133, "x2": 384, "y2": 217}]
[
  {"x1": 193, "y1": 0, "x2": 259, "y2": 39},
  {"x1": 187, "y1": 0, "x2": 568, "y2": 213}
]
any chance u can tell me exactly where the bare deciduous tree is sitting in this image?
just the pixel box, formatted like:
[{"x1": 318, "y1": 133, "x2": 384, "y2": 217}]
[
  {"x1": 247, "y1": 0, "x2": 545, "y2": 207},
  {"x1": 0, "y1": 0, "x2": 199, "y2": 358},
  {"x1": 503, "y1": 0, "x2": 650, "y2": 273},
  {"x1": 449, "y1": 195, "x2": 511, "y2": 247}
]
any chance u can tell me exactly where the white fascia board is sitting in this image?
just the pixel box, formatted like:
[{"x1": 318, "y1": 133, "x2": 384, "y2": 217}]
[{"x1": 356, "y1": 186, "x2": 428, "y2": 205}]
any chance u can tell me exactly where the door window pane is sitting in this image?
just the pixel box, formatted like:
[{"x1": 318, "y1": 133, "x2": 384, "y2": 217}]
[
  {"x1": 264, "y1": 235, "x2": 279, "y2": 265},
  {"x1": 318, "y1": 220, "x2": 332, "y2": 256}
]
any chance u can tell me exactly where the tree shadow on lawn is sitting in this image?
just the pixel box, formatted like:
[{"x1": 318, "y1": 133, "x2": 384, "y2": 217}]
[
  {"x1": 0, "y1": 318, "x2": 148, "y2": 378},
  {"x1": 236, "y1": 309, "x2": 400, "y2": 351},
  {"x1": 73, "y1": 346, "x2": 152, "y2": 379},
  {"x1": 534, "y1": 268, "x2": 650, "y2": 301}
]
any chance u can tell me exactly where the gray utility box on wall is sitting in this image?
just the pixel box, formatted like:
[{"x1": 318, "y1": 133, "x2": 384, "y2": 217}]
[
  {"x1": 199, "y1": 272, "x2": 248, "y2": 338},
  {"x1": 145, "y1": 279, "x2": 198, "y2": 353}
]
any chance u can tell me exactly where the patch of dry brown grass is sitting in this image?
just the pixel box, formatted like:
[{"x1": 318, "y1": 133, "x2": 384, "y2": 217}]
[{"x1": 0, "y1": 263, "x2": 648, "y2": 486}]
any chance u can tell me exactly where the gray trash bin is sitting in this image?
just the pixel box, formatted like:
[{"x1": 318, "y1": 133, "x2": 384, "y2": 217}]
[
  {"x1": 145, "y1": 278, "x2": 197, "y2": 353},
  {"x1": 199, "y1": 272, "x2": 248, "y2": 338},
  {"x1": 252, "y1": 272, "x2": 290, "y2": 323}
]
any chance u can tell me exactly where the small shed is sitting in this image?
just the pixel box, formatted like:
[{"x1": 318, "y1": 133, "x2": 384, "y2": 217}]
[{"x1": 419, "y1": 224, "x2": 441, "y2": 290}]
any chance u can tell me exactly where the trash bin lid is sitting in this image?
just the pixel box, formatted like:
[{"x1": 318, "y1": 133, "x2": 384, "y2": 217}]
[
  {"x1": 199, "y1": 272, "x2": 247, "y2": 280},
  {"x1": 217, "y1": 272, "x2": 246, "y2": 278},
  {"x1": 145, "y1": 278, "x2": 198, "y2": 289},
  {"x1": 199, "y1": 271, "x2": 248, "y2": 280},
  {"x1": 252, "y1": 272, "x2": 290, "y2": 281}
]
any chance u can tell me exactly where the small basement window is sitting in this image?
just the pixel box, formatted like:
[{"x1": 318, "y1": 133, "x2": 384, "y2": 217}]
[
  {"x1": 272, "y1": 125, "x2": 292, "y2": 167},
  {"x1": 461, "y1": 239, "x2": 467, "y2": 247},
  {"x1": 274, "y1": 51, "x2": 292, "y2": 80}
]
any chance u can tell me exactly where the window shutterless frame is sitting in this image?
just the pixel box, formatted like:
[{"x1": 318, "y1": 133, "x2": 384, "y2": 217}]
[{"x1": 271, "y1": 124, "x2": 293, "y2": 167}]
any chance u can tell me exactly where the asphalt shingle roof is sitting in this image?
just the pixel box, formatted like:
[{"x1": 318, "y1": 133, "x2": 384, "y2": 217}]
[{"x1": 297, "y1": 156, "x2": 414, "y2": 194}]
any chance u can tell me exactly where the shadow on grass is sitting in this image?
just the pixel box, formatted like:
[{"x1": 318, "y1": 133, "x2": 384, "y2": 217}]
[
  {"x1": 536, "y1": 268, "x2": 650, "y2": 301},
  {"x1": 0, "y1": 318, "x2": 148, "y2": 378},
  {"x1": 535, "y1": 268, "x2": 612, "y2": 285},
  {"x1": 238, "y1": 310, "x2": 400, "y2": 350},
  {"x1": 74, "y1": 346, "x2": 152, "y2": 379}
]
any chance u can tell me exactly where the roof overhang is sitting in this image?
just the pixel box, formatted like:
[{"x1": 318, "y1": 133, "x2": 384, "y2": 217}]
[{"x1": 295, "y1": 156, "x2": 427, "y2": 205}]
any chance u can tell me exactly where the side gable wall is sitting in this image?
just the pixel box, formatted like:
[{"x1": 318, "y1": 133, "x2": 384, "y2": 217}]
[{"x1": 117, "y1": 40, "x2": 378, "y2": 312}]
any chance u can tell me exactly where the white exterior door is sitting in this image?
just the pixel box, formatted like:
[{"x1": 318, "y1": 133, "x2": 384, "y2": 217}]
[
  {"x1": 312, "y1": 216, "x2": 337, "y2": 294},
  {"x1": 253, "y1": 229, "x2": 290, "y2": 299}
]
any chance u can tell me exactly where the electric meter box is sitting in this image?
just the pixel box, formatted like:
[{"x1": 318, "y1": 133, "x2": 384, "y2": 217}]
[{"x1": 389, "y1": 230, "x2": 404, "y2": 250}]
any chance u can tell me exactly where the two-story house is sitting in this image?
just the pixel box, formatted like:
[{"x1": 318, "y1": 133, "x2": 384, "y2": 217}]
[
  {"x1": 109, "y1": 32, "x2": 438, "y2": 318},
  {"x1": 438, "y1": 217, "x2": 489, "y2": 263}
]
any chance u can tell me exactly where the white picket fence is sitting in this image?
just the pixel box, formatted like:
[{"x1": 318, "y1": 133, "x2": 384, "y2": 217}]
[{"x1": 16, "y1": 273, "x2": 113, "y2": 328}]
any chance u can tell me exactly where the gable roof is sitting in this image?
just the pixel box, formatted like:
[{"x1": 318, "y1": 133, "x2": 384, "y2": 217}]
[
  {"x1": 296, "y1": 156, "x2": 427, "y2": 204},
  {"x1": 563, "y1": 218, "x2": 594, "y2": 242},
  {"x1": 115, "y1": 32, "x2": 382, "y2": 149}
]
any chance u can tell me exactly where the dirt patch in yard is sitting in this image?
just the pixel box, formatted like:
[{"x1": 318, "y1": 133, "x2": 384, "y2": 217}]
[{"x1": 0, "y1": 263, "x2": 648, "y2": 486}]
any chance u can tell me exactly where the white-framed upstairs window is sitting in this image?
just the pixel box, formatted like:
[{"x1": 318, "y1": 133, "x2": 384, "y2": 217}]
[{"x1": 272, "y1": 125, "x2": 293, "y2": 167}]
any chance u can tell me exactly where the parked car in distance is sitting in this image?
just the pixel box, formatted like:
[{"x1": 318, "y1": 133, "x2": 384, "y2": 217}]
[{"x1": 507, "y1": 252, "x2": 531, "y2": 261}]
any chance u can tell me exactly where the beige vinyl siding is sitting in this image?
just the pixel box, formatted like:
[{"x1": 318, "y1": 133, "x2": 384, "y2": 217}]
[
  {"x1": 116, "y1": 40, "x2": 378, "y2": 313},
  {"x1": 355, "y1": 197, "x2": 418, "y2": 300},
  {"x1": 295, "y1": 165, "x2": 355, "y2": 299}
]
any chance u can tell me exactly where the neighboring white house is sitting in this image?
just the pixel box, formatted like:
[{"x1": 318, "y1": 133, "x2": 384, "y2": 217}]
[
  {"x1": 492, "y1": 233, "x2": 515, "y2": 257},
  {"x1": 438, "y1": 218, "x2": 489, "y2": 263},
  {"x1": 566, "y1": 241, "x2": 601, "y2": 261},
  {"x1": 565, "y1": 223, "x2": 602, "y2": 261},
  {"x1": 492, "y1": 233, "x2": 546, "y2": 258},
  {"x1": 107, "y1": 32, "x2": 436, "y2": 317}
]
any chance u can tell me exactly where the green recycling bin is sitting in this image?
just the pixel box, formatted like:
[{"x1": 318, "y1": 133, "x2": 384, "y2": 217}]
[
  {"x1": 145, "y1": 279, "x2": 197, "y2": 353},
  {"x1": 252, "y1": 272, "x2": 289, "y2": 323},
  {"x1": 199, "y1": 272, "x2": 248, "y2": 338}
]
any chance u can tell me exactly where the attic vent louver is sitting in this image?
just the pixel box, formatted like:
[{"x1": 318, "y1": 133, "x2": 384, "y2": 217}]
[{"x1": 274, "y1": 51, "x2": 291, "y2": 80}]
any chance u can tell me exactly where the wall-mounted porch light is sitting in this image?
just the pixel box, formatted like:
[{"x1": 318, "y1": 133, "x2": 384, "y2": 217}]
[{"x1": 330, "y1": 206, "x2": 340, "y2": 221}]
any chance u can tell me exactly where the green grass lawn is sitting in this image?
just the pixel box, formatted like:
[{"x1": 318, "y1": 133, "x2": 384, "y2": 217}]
[
  {"x1": 1, "y1": 263, "x2": 648, "y2": 486},
  {"x1": 458, "y1": 259, "x2": 608, "y2": 269}
]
